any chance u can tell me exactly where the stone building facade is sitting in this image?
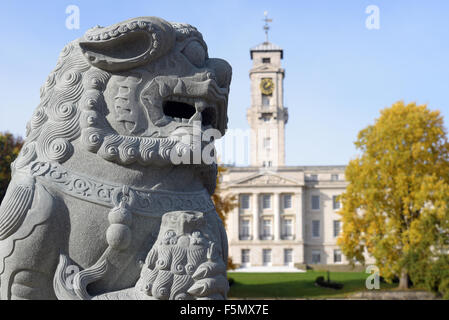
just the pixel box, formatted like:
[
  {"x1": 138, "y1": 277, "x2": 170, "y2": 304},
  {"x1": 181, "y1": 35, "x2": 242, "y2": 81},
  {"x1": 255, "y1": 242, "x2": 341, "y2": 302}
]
[{"x1": 222, "y1": 41, "x2": 372, "y2": 269}]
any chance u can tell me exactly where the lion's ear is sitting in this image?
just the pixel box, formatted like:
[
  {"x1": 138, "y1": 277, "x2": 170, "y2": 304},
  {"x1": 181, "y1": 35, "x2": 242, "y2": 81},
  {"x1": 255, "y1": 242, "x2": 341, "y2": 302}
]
[{"x1": 79, "y1": 17, "x2": 175, "y2": 72}]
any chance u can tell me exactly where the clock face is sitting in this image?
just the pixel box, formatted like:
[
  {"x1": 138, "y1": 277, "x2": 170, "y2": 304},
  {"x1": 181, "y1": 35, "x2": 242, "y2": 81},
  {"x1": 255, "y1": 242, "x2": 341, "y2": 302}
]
[{"x1": 260, "y1": 78, "x2": 274, "y2": 95}]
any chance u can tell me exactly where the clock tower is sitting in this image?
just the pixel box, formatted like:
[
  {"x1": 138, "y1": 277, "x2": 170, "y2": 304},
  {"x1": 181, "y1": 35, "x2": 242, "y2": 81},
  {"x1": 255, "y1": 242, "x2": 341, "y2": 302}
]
[
  {"x1": 222, "y1": 13, "x2": 363, "y2": 271},
  {"x1": 247, "y1": 31, "x2": 288, "y2": 167}
]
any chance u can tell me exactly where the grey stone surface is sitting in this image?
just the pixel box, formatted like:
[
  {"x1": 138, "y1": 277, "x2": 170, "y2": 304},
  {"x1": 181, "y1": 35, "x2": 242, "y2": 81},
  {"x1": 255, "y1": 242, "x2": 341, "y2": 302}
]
[{"x1": 0, "y1": 16, "x2": 232, "y2": 300}]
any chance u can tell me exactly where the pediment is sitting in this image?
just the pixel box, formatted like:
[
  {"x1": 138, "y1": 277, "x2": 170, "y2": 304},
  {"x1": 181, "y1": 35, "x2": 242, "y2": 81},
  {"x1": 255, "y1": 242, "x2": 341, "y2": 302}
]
[{"x1": 232, "y1": 172, "x2": 300, "y2": 186}]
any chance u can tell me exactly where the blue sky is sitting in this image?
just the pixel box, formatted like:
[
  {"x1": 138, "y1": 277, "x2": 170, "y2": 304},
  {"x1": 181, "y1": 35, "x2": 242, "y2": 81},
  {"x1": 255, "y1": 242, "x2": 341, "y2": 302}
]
[{"x1": 1, "y1": 1, "x2": 448, "y2": 165}]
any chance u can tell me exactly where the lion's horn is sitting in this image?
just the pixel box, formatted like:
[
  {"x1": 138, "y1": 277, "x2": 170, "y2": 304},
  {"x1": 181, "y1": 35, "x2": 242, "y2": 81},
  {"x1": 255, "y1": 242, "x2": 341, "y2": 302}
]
[{"x1": 79, "y1": 16, "x2": 175, "y2": 72}]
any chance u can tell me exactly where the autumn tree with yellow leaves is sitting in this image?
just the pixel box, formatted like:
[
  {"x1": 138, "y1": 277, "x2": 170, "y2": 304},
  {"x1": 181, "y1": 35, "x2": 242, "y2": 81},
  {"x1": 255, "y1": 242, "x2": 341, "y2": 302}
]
[
  {"x1": 337, "y1": 101, "x2": 449, "y2": 290},
  {"x1": 0, "y1": 132, "x2": 23, "y2": 203},
  {"x1": 212, "y1": 166, "x2": 237, "y2": 229},
  {"x1": 212, "y1": 165, "x2": 238, "y2": 270}
]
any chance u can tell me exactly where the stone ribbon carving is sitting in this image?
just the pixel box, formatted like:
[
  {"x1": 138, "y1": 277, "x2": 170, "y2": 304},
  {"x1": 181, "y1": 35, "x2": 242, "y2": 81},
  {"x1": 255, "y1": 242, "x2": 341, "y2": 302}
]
[{"x1": 30, "y1": 161, "x2": 215, "y2": 217}]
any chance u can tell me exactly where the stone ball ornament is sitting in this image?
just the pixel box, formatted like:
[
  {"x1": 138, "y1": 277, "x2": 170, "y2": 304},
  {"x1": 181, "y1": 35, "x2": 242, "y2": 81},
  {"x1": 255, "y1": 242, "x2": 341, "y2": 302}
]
[{"x1": 0, "y1": 16, "x2": 231, "y2": 300}]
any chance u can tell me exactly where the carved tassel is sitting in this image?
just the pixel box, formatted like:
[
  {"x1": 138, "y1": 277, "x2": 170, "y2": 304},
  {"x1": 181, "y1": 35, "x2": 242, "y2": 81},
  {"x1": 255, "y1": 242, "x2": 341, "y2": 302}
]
[{"x1": 106, "y1": 186, "x2": 133, "y2": 250}]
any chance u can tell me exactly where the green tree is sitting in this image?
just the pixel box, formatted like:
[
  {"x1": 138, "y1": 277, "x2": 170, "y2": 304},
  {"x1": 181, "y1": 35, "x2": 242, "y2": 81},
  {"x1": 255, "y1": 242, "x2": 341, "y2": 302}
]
[
  {"x1": 212, "y1": 165, "x2": 238, "y2": 270},
  {"x1": 0, "y1": 132, "x2": 23, "y2": 203},
  {"x1": 337, "y1": 101, "x2": 449, "y2": 290},
  {"x1": 406, "y1": 247, "x2": 449, "y2": 298}
]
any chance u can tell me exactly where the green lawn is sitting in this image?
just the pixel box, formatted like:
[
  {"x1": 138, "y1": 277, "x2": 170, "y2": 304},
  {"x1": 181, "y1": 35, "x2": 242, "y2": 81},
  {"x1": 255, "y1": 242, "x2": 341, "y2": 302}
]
[{"x1": 228, "y1": 271, "x2": 396, "y2": 299}]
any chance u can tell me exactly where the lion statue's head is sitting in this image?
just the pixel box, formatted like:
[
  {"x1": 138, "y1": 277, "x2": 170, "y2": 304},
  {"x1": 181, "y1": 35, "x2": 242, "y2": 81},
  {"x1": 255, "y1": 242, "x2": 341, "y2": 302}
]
[{"x1": 15, "y1": 17, "x2": 231, "y2": 179}]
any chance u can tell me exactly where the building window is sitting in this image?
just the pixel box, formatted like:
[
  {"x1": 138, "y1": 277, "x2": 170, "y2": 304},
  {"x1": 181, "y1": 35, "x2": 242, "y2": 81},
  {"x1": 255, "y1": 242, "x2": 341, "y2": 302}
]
[
  {"x1": 333, "y1": 249, "x2": 342, "y2": 263},
  {"x1": 262, "y1": 219, "x2": 272, "y2": 238},
  {"x1": 312, "y1": 220, "x2": 320, "y2": 238},
  {"x1": 241, "y1": 249, "x2": 250, "y2": 265},
  {"x1": 262, "y1": 57, "x2": 271, "y2": 63},
  {"x1": 240, "y1": 219, "x2": 251, "y2": 239},
  {"x1": 263, "y1": 137, "x2": 271, "y2": 149},
  {"x1": 262, "y1": 94, "x2": 270, "y2": 106},
  {"x1": 310, "y1": 174, "x2": 318, "y2": 181},
  {"x1": 331, "y1": 174, "x2": 339, "y2": 181},
  {"x1": 263, "y1": 249, "x2": 272, "y2": 266},
  {"x1": 282, "y1": 219, "x2": 293, "y2": 238},
  {"x1": 311, "y1": 250, "x2": 321, "y2": 264},
  {"x1": 283, "y1": 194, "x2": 292, "y2": 209},
  {"x1": 284, "y1": 249, "x2": 293, "y2": 266},
  {"x1": 262, "y1": 194, "x2": 271, "y2": 209},
  {"x1": 267, "y1": 161, "x2": 272, "y2": 167},
  {"x1": 311, "y1": 195, "x2": 320, "y2": 210},
  {"x1": 240, "y1": 194, "x2": 250, "y2": 209},
  {"x1": 333, "y1": 220, "x2": 341, "y2": 238},
  {"x1": 332, "y1": 195, "x2": 341, "y2": 210}
]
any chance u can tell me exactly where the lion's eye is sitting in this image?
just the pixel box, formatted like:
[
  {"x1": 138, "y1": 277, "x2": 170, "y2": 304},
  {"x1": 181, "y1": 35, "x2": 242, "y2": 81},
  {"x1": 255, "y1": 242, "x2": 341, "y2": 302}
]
[{"x1": 182, "y1": 41, "x2": 206, "y2": 68}]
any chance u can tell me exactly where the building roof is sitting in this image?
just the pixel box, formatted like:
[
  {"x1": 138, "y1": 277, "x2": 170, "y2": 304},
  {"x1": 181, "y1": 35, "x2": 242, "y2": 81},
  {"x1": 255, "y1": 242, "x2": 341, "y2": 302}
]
[
  {"x1": 222, "y1": 165, "x2": 347, "y2": 172},
  {"x1": 250, "y1": 41, "x2": 283, "y2": 59}
]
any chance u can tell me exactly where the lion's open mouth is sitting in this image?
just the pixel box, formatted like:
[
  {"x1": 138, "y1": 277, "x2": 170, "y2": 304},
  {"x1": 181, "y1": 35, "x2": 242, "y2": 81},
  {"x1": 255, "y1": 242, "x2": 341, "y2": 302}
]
[
  {"x1": 161, "y1": 96, "x2": 217, "y2": 128},
  {"x1": 142, "y1": 76, "x2": 227, "y2": 136}
]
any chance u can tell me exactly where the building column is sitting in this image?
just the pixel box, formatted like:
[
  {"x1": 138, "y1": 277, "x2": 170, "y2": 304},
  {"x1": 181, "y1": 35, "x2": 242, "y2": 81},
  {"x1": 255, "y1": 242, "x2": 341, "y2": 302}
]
[
  {"x1": 295, "y1": 189, "x2": 305, "y2": 263},
  {"x1": 295, "y1": 191, "x2": 303, "y2": 241},
  {"x1": 252, "y1": 193, "x2": 259, "y2": 241},
  {"x1": 233, "y1": 195, "x2": 240, "y2": 241},
  {"x1": 274, "y1": 192, "x2": 281, "y2": 241}
]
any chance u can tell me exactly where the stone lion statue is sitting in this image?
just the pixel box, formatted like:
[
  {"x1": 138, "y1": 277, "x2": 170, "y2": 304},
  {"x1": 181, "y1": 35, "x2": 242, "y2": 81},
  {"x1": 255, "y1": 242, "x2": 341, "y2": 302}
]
[{"x1": 0, "y1": 16, "x2": 231, "y2": 300}]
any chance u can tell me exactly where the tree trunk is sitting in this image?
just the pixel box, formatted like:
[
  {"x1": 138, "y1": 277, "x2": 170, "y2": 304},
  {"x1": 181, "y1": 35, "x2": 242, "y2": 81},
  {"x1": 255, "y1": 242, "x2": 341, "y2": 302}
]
[{"x1": 398, "y1": 270, "x2": 409, "y2": 289}]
